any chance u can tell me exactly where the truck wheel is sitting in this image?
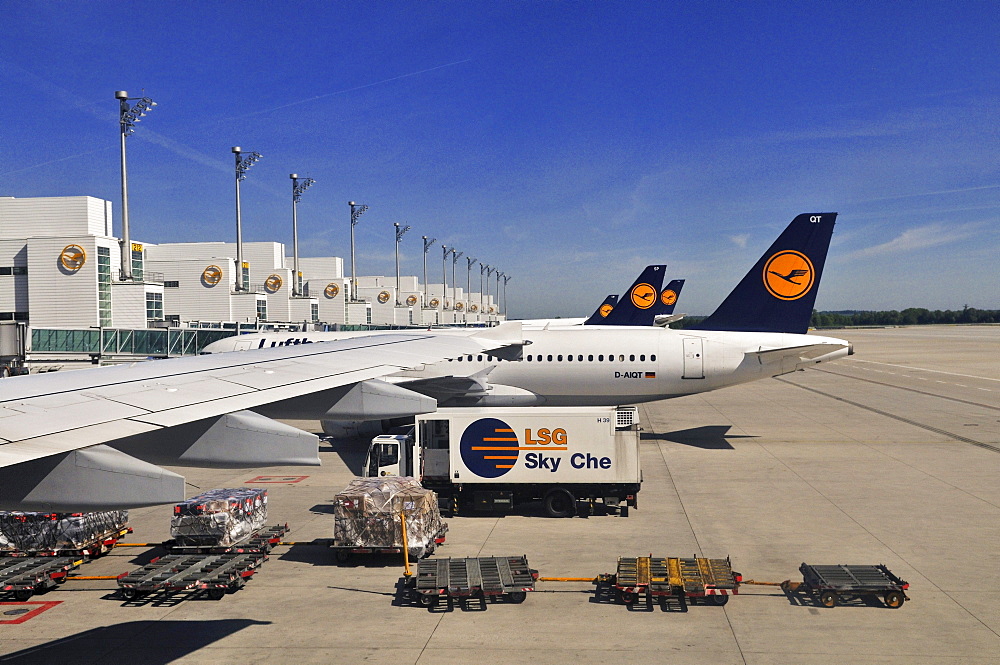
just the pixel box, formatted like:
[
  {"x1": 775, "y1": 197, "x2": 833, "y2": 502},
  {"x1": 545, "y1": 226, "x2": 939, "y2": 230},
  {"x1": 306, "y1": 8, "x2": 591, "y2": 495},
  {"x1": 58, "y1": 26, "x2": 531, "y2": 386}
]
[
  {"x1": 819, "y1": 590, "x2": 838, "y2": 608},
  {"x1": 884, "y1": 591, "x2": 904, "y2": 609},
  {"x1": 417, "y1": 593, "x2": 437, "y2": 607},
  {"x1": 543, "y1": 489, "x2": 576, "y2": 518},
  {"x1": 507, "y1": 591, "x2": 527, "y2": 604},
  {"x1": 709, "y1": 594, "x2": 729, "y2": 606},
  {"x1": 619, "y1": 591, "x2": 636, "y2": 605}
]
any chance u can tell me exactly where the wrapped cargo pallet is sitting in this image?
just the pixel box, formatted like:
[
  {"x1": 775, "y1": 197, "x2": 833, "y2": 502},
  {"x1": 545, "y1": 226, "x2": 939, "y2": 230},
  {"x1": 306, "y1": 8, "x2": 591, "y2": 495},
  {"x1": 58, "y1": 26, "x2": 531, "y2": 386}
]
[
  {"x1": 171, "y1": 488, "x2": 268, "y2": 547},
  {"x1": 333, "y1": 477, "x2": 447, "y2": 559},
  {"x1": 0, "y1": 511, "x2": 129, "y2": 553}
]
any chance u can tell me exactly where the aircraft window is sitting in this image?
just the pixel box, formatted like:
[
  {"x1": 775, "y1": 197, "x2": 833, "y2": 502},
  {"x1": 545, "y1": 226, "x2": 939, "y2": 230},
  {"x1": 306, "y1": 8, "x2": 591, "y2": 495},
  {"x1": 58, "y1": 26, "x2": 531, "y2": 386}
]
[
  {"x1": 588, "y1": 355, "x2": 594, "y2": 361},
  {"x1": 478, "y1": 355, "x2": 483, "y2": 361},
  {"x1": 630, "y1": 354, "x2": 635, "y2": 361},
  {"x1": 618, "y1": 355, "x2": 625, "y2": 362},
  {"x1": 651, "y1": 354, "x2": 656, "y2": 361},
  {"x1": 567, "y1": 355, "x2": 572, "y2": 362},
  {"x1": 576, "y1": 355, "x2": 582, "y2": 361},
  {"x1": 640, "y1": 354, "x2": 646, "y2": 361},
  {"x1": 598, "y1": 355, "x2": 604, "y2": 361},
  {"x1": 457, "y1": 356, "x2": 463, "y2": 362},
  {"x1": 527, "y1": 354, "x2": 532, "y2": 361},
  {"x1": 557, "y1": 355, "x2": 563, "y2": 361},
  {"x1": 547, "y1": 355, "x2": 553, "y2": 362}
]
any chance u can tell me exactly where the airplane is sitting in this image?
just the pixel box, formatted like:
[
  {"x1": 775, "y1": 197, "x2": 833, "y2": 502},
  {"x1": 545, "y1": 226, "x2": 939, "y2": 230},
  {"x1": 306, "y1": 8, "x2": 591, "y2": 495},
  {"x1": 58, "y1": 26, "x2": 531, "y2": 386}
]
[
  {"x1": 203, "y1": 212, "x2": 851, "y2": 436},
  {"x1": 0, "y1": 326, "x2": 522, "y2": 511}
]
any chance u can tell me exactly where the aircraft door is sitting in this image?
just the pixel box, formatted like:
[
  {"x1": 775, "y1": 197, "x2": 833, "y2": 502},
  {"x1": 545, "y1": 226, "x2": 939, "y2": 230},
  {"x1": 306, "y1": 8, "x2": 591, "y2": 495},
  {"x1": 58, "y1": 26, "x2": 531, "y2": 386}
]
[{"x1": 682, "y1": 337, "x2": 704, "y2": 379}]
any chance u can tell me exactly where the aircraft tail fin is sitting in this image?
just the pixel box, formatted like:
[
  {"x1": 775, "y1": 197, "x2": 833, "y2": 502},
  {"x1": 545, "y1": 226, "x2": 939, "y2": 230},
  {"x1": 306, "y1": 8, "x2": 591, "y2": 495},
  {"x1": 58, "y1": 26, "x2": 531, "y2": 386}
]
[
  {"x1": 691, "y1": 213, "x2": 836, "y2": 334},
  {"x1": 582, "y1": 295, "x2": 619, "y2": 325},
  {"x1": 600, "y1": 265, "x2": 666, "y2": 325},
  {"x1": 654, "y1": 279, "x2": 685, "y2": 317}
]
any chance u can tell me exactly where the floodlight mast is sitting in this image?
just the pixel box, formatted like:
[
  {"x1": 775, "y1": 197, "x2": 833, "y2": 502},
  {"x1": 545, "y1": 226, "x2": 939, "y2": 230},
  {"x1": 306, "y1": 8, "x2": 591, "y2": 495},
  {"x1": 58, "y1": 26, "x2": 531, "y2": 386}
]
[
  {"x1": 289, "y1": 174, "x2": 315, "y2": 296},
  {"x1": 115, "y1": 90, "x2": 156, "y2": 281},
  {"x1": 393, "y1": 222, "x2": 411, "y2": 304},
  {"x1": 421, "y1": 236, "x2": 436, "y2": 305},
  {"x1": 480, "y1": 263, "x2": 489, "y2": 314},
  {"x1": 451, "y1": 250, "x2": 463, "y2": 314},
  {"x1": 466, "y1": 256, "x2": 478, "y2": 317},
  {"x1": 486, "y1": 265, "x2": 496, "y2": 319},
  {"x1": 349, "y1": 202, "x2": 368, "y2": 301},
  {"x1": 441, "y1": 245, "x2": 450, "y2": 309},
  {"x1": 503, "y1": 274, "x2": 511, "y2": 315},
  {"x1": 232, "y1": 147, "x2": 261, "y2": 292}
]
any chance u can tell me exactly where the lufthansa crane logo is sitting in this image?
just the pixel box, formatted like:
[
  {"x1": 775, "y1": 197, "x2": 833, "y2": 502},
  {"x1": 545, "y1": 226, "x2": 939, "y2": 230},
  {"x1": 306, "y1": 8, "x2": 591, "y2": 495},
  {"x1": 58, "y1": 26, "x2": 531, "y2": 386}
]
[
  {"x1": 59, "y1": 244, "x2": 87, "y2": 271},
  {"x1": 324, "y1": 283, "x2": 340, "y2": 298},
  {"x1": 406, "y1": 294, "x2": 418, "y2": 306},
  {"x1": 460, "y1": 417, "x2": 519, "y2": 478},
  {"x1": 630, "y1": 283, "x2": 656, "y2": 309},
  {"x1": 202, "y1": 265, "x2": 222, "y2": 286},
  {"x1": 599, "y1": 303, "x2": 614, "y2": 318},
  {"x1": 660, "y1": 289, "x2": 677, "y2": 306},
  {"x1": 264, "y1": 274, "x2": 283, "y2": 293},
  {"x1": 470, "y1": 303, "x2": 479, "y2": 313},
  {"x1": 763, "y1": 250, "x2": 815, "y2": 300},
  {"x1": 488, "y1": 306, "x2": 496, "y2": 314},
  {"x1": 377, "y1": 291, "x2": 390, "y2": 304},
  {"x1": 455, "y1": 302, "x2": 465, "y2": 311},
  {"x1": 429, "y1": 297, "x2": 440, "y2": 308}
]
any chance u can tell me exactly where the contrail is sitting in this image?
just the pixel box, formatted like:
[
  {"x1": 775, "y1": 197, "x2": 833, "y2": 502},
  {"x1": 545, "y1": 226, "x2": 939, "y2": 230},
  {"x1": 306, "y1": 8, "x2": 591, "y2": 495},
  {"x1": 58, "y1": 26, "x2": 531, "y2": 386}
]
[
  {"x1": 223, "y1": 58, "x2": 473, "y2": 121},
  {"x1": 0, "y1": 149, "x2": 110, "y2": 177}
]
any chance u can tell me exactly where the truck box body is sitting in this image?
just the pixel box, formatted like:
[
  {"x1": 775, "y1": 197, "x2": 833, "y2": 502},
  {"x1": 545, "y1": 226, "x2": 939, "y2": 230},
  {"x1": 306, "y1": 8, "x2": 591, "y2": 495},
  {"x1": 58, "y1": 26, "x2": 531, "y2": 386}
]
[{"x1": 417, "y1": 407, "x2": 640, "y2": 486}]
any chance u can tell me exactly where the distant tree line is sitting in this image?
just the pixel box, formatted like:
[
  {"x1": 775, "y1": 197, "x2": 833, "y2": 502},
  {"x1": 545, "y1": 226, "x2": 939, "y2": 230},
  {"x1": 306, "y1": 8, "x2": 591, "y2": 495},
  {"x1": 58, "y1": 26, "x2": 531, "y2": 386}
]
[{"x1": 670, "y1": 306, "x2": 1000, "y2": 329}]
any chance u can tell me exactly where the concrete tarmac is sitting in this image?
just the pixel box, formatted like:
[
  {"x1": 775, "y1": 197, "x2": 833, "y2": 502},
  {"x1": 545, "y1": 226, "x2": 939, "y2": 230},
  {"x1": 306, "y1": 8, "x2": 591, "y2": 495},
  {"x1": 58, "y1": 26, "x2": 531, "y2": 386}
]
[{"x1": 1, "y1": 325, "x2": 998, "y2": 664}]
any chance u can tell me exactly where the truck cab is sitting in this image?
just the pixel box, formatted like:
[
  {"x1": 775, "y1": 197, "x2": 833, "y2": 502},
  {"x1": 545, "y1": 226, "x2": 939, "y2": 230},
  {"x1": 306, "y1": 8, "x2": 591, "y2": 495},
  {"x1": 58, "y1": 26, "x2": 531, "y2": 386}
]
[{"x1": 364, "y1": 426, "x2": 415, "y2": 477}]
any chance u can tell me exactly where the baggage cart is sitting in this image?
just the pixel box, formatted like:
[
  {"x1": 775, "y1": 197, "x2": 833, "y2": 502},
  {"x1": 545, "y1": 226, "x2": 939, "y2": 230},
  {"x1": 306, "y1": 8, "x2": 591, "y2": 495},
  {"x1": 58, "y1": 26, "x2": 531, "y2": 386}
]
[
  {"x1": 117, "y1": 551, "x2": 265, "y2": 601},
  {"x1": 0, "y1": 557, "x2": 81, "y2": 600},
  {"x1": 164, "y1": 524, "x2": 288, "y2": 555},
  {"x1": 785, "y1": 563, "x2": 909, "y2": 608},
  {"x1": 407, "y1": 555, "x2": 538, "y2": 606},
  {"x1": 597, "y1": 556, "x2": 741, "y2": 608}
]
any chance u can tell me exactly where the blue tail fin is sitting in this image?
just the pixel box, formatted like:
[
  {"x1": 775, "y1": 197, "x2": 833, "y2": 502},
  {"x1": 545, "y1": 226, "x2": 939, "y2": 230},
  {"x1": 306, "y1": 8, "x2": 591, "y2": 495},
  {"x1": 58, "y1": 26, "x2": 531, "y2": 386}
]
[
  {"x1": 582, "y1": 294, "x2": 619, "y2": 325},
  {"x1": 654, "y1": 279, "x2": 685, "y2": 317},
  {"x1": 597, "y1": 265, "x2": 666, "y2": 326},
  {"x1": 691, "y1": 213, "x2": 836, "y2": 334}
]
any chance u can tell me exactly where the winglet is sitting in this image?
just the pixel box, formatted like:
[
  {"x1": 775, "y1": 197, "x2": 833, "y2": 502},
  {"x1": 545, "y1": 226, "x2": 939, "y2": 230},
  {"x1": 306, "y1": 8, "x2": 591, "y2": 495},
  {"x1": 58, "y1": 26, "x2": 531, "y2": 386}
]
[{"x1": 691, "y1": 213, "x2": 836, "y2": 334}]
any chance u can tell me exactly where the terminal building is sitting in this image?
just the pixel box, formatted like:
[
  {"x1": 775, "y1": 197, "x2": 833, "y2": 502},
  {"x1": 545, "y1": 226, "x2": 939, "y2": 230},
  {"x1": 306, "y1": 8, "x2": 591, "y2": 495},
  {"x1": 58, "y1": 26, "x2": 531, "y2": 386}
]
[{"x1": 0, "y1": 195, "x2": 502, "y2": 370}]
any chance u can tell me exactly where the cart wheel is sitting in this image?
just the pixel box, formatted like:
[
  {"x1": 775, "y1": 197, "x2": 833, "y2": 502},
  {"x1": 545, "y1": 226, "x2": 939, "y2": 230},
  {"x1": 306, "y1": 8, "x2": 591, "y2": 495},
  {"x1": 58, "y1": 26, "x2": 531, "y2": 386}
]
[
  {"x1": 543, "y1": 488, "x2": 576, "y2": 518},
  {"x1": 507, "y1": 591, "x2": 527, "y2": 604},
  {"x1": 120, "y1": 588, "x2": 137, "y2": 600},
  {"x1": 884, "y1": 591, "x2": 905, "y2": 609},
  {"x1": 14, "y1": 589, "x2": 32, "y2": 601},
  {"x1": 709, "y1": 594, "x2": 730, "y2": 606},
  {"x1": 333, "y1": 550, "x2": 351, "y2": 565},
  {"x1": 417, "y1": 593, "x2": 437, "y2": 607},
  {"x1": 207, "y1": 588, "x2": 226, "y2": 601},
  {"x1": 819, "y1": 590, "x2": 838, "y2": 608},
  {"x1": 620, "y1": 591, "x2": 636, "y2": 605}
]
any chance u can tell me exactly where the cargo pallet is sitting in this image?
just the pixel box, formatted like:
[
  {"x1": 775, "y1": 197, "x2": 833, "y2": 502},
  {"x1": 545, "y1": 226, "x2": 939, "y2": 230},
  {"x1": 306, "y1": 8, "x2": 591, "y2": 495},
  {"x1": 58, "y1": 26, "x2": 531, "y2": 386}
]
[
  {"x1": 597, "y1": 556, "x2": 741, "y2": 608},
  {"x1": 784, "y1": 563, "x2": 909, "y2": 609},
  {"x1": 0, "y1": 527, "x2": 132, "y2": 559},
  {"x1": 0, "y1": 557, "x2": 82, "y2": 600},
  {"x1": 164, "y1": 523, "x2": 288, "y2": 555},
  {"x1": 117, "y1": 551, "x2": 266, "y2": 601},
  {"x1": 406, "y1": 555, "x2": 539, "y2": 606},
  {"x1": 332, "y1": 524, "x2": 448, "y2": 564}
]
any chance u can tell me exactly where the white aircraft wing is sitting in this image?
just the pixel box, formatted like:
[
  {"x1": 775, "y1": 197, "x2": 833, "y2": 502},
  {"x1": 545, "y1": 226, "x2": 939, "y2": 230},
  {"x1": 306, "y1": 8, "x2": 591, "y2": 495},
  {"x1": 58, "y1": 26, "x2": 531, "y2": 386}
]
[{"x1": 0, "y1": 328, "x2": 518, "y2": 510}]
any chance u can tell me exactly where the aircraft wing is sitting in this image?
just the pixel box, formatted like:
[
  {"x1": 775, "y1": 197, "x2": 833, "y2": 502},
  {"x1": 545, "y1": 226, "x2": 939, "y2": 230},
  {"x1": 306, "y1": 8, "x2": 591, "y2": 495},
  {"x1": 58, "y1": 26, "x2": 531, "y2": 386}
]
[{"x1": 0, "y1": 328, "x2": 518, "y2": 510}]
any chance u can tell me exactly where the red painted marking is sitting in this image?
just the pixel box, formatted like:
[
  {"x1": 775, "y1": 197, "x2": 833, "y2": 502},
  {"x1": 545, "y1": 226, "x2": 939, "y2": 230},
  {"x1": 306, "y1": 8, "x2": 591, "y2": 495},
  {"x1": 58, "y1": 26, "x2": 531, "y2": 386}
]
[
  {"x1": 246, "y1": 476, "x2": 308, "y2": 484},
  {"x1": 0, "y1": 601, "x2": 62, "y2": 624}
]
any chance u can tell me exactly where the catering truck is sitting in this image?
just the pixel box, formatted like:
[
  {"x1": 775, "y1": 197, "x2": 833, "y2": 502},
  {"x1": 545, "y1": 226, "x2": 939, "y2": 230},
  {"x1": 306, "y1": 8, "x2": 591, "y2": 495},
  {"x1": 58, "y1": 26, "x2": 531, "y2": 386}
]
[{"x1": 364, "y1": 407, "x2": 641, "y2": 518}]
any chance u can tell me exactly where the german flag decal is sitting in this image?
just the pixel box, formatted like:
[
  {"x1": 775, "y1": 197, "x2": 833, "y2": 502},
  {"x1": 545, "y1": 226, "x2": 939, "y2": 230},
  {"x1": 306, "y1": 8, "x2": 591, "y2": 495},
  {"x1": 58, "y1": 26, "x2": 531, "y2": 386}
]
[{"x1": 644, "y1": 372, "x2": 656, "y2": 379}]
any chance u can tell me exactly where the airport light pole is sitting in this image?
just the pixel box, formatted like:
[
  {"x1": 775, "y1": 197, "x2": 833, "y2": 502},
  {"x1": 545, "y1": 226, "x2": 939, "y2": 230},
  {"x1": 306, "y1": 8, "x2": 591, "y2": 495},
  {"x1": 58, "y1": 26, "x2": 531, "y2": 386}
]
[
  {"x1": 503, "y1": 274, "x2": 511, "y2": 316},
  {"x1": 115, "y1": 90, "x2": 156, "y2": 281},
  {"x1": 451, "y1": 250, "x2": 463, "y2": 312},
  {"x1": 441, "y1": 245, "x2": 450, "y2": 308},
  {"x1": 393, "y1": 222, "x2": 411, "y2": 304},
  {"x1": 466, "y1": 256, "x2": 478, "y2": 310},
  {"x1": 486, "y1": 265, "x2": 496, "y2": 317},
  {"x1": 290, "y1": 174, "x2": 315, "y2": 297},
  {"x1": 495, "y1": 271, "x2": 503, "y2": 317},
  {"x1": 232, "y1": 147, "x2": 261, "y2": 292},
  {"x1": 421, "y1": 236, "x2": 436, "y2": 305},
  {"x1": 480, "y1": 263, "x2": 489, "y2": 314},
  {"x1": 349, "y1": 201, "x2": 368, "y2": 301}
]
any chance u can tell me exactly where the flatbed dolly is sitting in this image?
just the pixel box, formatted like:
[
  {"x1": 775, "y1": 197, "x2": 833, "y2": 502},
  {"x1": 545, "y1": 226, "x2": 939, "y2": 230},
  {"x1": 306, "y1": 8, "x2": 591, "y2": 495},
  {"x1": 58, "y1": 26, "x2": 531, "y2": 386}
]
[
  {"x1": 117, "y1": 551, "x2": 266, "y2": 601},
  {"x1": 406, "y1": 555, "x2": 539, "y2": 607},
  {"x1": 164, "y1": 523, "x2": 288, "y2": 555},
  {"x1": 0, "y1": 527, "x2": 133, "y2": 559},
  {"x1": 783, "y1": 563, "x2": 909, "y2": 608},
  {"x1": 332, "y1": 524, "x2": 448, "y2": 564},
  {"x1": 596, "y1": 556, "x2": 742, "y2": 609},
  {"x1": 0, "y1": 557, "x2": 82, "y2": 600}
]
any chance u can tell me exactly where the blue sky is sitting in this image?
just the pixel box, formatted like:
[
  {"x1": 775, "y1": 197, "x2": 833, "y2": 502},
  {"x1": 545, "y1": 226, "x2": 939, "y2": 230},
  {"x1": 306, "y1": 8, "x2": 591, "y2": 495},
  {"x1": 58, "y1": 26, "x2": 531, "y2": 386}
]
[{"x1": 1, "y1": 1, "x2": 997, "y2": 317}]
